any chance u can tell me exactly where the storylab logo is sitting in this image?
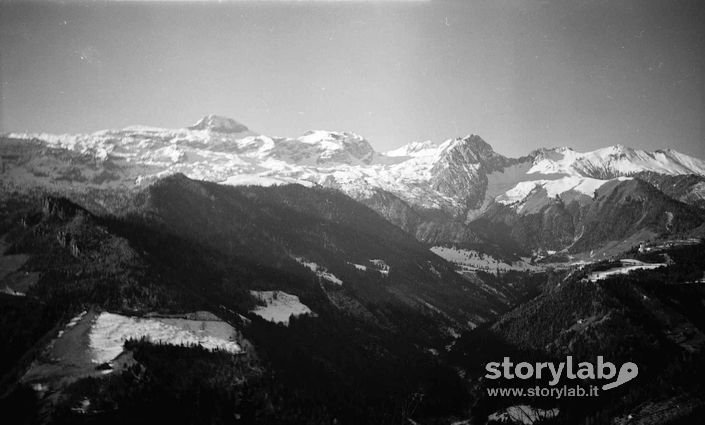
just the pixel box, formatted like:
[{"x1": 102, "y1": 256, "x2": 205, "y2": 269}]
[{"x1": 485, "y1": 356, "x2": 638, "y2": 398}]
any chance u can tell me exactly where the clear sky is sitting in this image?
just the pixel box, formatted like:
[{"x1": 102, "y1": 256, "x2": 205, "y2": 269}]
[{"x1": 1, "y1": 0, "x2": 703, "y2": 157}]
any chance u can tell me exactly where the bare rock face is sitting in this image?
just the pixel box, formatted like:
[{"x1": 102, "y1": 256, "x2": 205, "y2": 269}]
[{"x1": 430, "y1": 135, "x2": 518, "y2": 211}]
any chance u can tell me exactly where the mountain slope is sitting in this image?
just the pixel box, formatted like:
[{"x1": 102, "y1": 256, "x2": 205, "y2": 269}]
[
  {"x1": 124, "y1": 174, "x2": 511, "y2": 336},
  {"x1": 635, "y1": 171, "x2": 705, "y2": 209},
  {"x1": 0, "y1": 190, "x2": 484, "y2": 424},
  {"x1": 475, "y1": 178, "x2": 705, "y2": 255}
]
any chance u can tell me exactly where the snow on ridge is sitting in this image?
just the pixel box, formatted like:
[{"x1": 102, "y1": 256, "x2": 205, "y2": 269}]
[
  {"x1": 529, "y1": 145, "x2": 705, "y2": 177},
  {"x1": 118, "y1": 125, "x2": 171, "y2": 133},
  {"x1": 385, "y1": 140, "x2": 439, "y2": 158},
  {"x1": 220, "y1": 174, "x2": 314, "y2": 188},
  {"x1": 495, "y1": 176, "x2": 615, "y2": 206},
  {"x1": 385, "y1": 136, "x2": 490, "y2": 160}
]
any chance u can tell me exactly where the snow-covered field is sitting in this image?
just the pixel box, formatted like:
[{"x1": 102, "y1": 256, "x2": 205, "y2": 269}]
[
  {"x1": 587, "y1": 259, "x2": 667, "y2": 282},
  {"x1": 431, "y1": 246, "x2": 541, "y2": 272},
  {"x1": 89, "y1": 312, "x2": 240, "y2": 364},
  {"x1": 250, "y1": 290, "x2": 313, "y2": 325},
  {"x1": 21, "y1": 310, "x2": 241, "y2": 393}
]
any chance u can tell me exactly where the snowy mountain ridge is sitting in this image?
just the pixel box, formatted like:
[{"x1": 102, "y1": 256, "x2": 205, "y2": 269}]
[
  {"x1": 3, "y1": 115, "x2": 705, "y2": 218},
  {"x1": 529, "y1": 145, "x2": 705, "y2": 178}
]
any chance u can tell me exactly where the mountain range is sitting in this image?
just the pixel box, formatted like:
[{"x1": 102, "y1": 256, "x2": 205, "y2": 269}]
[
  {"x1": 3, "y1": 115, "x2": 705, "y2": 256},
  {"x1": 2, "y1": 116, "x2": 705, "y2": 424}
]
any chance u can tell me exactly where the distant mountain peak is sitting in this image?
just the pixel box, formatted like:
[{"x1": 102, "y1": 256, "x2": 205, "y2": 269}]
[
  {"x1": 455, "y1": 134, "x2": 495, "y2": 155},
  {"x1": 438, "y1": 134, "x2": 504, "y2": 165},
  {"x1": 188, "y1": 115, "x2": 250, "y2": 134}
]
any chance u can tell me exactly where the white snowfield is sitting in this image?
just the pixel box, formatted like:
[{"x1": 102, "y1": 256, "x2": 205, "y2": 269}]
[
  {"x1": 4, "y1": 115, "x2": 705, "y2": 216},
  {"x1": 89, "y1": 312, "x2": 241, "y2": 364},
  {"x1": 496, "y1": 176, "x2": 630, "y2": 206},
  {"x1": 587, "y1": 259, "x2": 667, "y2": 282},
  {"x1": 250, "y1": 290, "x2": 314, "y2": 325}
]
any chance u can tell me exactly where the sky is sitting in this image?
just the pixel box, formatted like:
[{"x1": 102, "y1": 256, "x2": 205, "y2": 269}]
[{"x1": 1, "y1": 0, "x2": 704, "y2": 158}]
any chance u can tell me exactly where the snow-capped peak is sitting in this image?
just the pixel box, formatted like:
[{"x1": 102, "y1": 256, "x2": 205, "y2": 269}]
[
  {"x1": 445, "y1": 134, "x2": 493, "y2": 150},
  {"x1": 188, "y1": 115, "x2": 251, "y2": 134}
]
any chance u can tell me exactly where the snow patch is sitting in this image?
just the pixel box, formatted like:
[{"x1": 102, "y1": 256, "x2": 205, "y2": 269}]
[
  {"x1": 220, "y1": 174, "x2": 313, "y2": 187},
  {"x1": 293, "y1": 256, "x2": 343, "y2": 285},
  {"x1": 249, "y1": 290, "x2": 313, "y2": 325},
  {"x1": 369, "y1": 259, "x2": 390, "y2": 276},
  {"x1": 348, "y1": 262, "x2": 368, "y2": 271},
  {"x1": 89, "y1": 312, "x2": 240, "y2": 364},
  {"x1": 431, "y1": 246, "x2": 541, "y2": 272},
  {"x1": 587, "y1": 259, "x2": 667, "y2": 282},
  {"x1": 496, "y1": 176, "x2": 616, "y2": 206},
  {"x1": 67, "y1": 311, "x2": 88, "y2": 328}
]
